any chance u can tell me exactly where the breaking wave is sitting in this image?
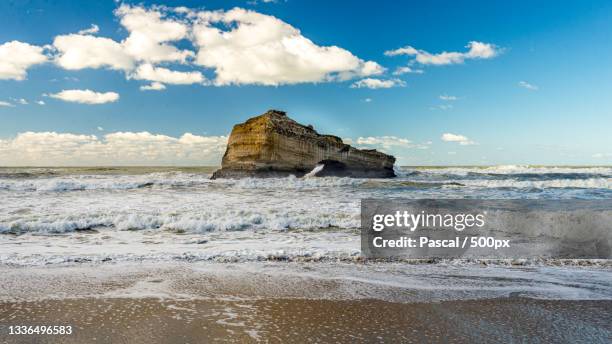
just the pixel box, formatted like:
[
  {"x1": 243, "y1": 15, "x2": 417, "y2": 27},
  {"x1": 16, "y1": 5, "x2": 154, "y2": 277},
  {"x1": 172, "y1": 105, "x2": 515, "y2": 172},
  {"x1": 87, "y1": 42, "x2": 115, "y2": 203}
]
[
  {"x1": 0, "y1": 173, "x2": 365, "y2": 192},
  {"x1": 458, "y1": 178, "x2": 612, "y2": 189},
  {"x1": 0, "y1": 207, "x2": 361, "y2": 234}
]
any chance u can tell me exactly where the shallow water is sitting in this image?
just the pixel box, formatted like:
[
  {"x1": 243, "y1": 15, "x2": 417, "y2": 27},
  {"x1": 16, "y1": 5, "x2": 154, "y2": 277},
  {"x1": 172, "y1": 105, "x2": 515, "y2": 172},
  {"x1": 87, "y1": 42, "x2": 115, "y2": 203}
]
[{"x1": 0, "y1": 262, "x2": 611, "y2": 343}]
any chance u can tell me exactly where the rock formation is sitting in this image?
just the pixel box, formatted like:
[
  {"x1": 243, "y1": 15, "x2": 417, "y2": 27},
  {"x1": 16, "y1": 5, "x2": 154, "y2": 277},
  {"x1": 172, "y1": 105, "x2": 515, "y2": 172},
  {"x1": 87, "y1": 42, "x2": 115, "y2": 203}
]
[{"x1": 211, "y1": 110, "x2": 396, "y2": 179}]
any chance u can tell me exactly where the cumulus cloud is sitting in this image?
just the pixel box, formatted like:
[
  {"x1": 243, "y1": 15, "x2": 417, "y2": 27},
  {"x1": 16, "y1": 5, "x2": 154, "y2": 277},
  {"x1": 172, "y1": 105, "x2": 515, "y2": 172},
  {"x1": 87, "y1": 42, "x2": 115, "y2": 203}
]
[
  {"x1": 132, "y1": 63, "x2": 204, "y2": 84},
  {"x1": 0, "y1": 131, "x2": 227, "y2": 166},
  {"x1": 36, "y1": 100, "x2": 45, "y2": 105},
  {"x1": 0, "y1": 101, "x2": 14, "y2": 107},
  {"x1": 441, "y1": 133, "x2": 476, "y2": 145},
  {"x1": 12, "y1": 5, "x2": 385, "y2": 90},
  {"x1": 386, "y1": 41, "x2": 499, "y2": 66},
  {"x1": 392, "y1": 66, "x2": 423, "y2": 75},
  {"x1": 192, "y1": 7, "x2": 383, "y2": 85},
  {"x1": 53, "y1": 34, "x2": 134, "y2": 71},
  {"x1": 53, "y1": 5, "x2": 193, "y2": 72},
  {"x1": 518, "y1": 81, "x2": 538, "y2": 90},
  {"x1": 47, "y1": 89, "x2": 119, "y2": 104},
  {"x1": 350, "y1": 78, "x2": 405, "y2": 89},
  {"x1": 115, "y1": 4, "x2": 194, "y2": 64},
  {"x1": 77, "y1": 24, "x2": 100, "y2": 35},
  {"x1": 140, "y1": 81, "x2": 167, "y2": 91},
  {"x1": 0, "y1": 41, "x2": 47, "y2": 80}
]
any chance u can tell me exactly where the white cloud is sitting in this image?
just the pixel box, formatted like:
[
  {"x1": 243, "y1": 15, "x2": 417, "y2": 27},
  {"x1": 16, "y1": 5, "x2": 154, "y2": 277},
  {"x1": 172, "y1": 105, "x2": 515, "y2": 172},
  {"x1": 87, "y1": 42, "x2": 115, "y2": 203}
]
[
  {"x1": 393, "y1": 66, "x2": 423, "y2": 75},
  {"x1": 172, "y1": 6, "x2": 193, "y2": 14},
  {"x1": 11, "y1": 5, "x2": 386, "y2": 89},
  {"x1": 140, "y1": 81, "x2": 167, "y2": 91},
  {"x1": 53, "y1": 5, "x2": 193, "y2": 71},
  {"x1": 385, "y1": 41, "x2": 499, "y2": 66},
  {"x1": 441, "y1": 133, "x2": 476, "y2": 145},
  {"x1": 0, "y1": 41, "x2": 47, "y2": 80},
  {"x1": 363, "y1": 98, "x2": 372, "y2": 103},
  {"x1": 53, "y1": 34, "x2": 134, "y2": 71},
  {"x1": 77, "y1": 24, "x2": 100, "y2": 35},
  {"x1": 350, "y1": 78, "x2": 405, "y2": 89},
  {"x1": 0, "y1": 131, "x2": 227, "y2": 166},
  {"x1": 97, "y1": 126, "x2": 104, "y2": 131},
  {"x1": 592, "y1": 153, "x2": 611, "y2": 159},
  {"x1": 0, "y1": 101, "x2": 14, "y2": 107},
  {"x1": 439, "y1": 94, "x2": 457, "y2": 101},
  {"x1": 36, "y1": 100, "x2": 45, "y2": 105},
  {"x1": 356, "y1": 136, "x2": 413, "y2": 149},
  {"x1": 430, "y1": 104, "x2": 453, "y2": 111},
  {"x1": 116, "y1": 4, "x2": 194, "y2": 64},
  {"x1": 132, "y1": 64, "x2": 204, "y2": 85},
  {"x1": 518, "y1": 81, "x2": 538, "y2": 90},
  {"x1": 192, "y1": 7, "x2": 383, "y2": 85},
  {"x1": 350, "y1": 136, "x2": 431, "y2": 152},
  {"x1": 249, "y1": 0, "x2": 279, "y2": 4},
  {"x1": 10, "y1": 98, "x2": 28, "y2": 105},
  {"x1": 47, "y1": 89, "x2": 119, "y2": 104}
]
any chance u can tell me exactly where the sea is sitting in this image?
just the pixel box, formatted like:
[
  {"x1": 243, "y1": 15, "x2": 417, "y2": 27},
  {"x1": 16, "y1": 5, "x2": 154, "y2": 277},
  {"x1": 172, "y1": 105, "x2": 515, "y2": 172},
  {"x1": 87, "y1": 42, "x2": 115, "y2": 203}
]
[{"x1": 1, "y1": 165, "x2": 611, "y2": 301}]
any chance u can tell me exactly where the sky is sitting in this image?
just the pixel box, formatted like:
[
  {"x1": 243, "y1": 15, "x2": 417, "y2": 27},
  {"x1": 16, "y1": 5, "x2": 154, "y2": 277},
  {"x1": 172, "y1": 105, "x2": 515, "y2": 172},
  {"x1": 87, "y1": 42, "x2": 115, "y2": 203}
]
[{"x1": 1, "y1": 0, "x2": 611, "y2": 166}]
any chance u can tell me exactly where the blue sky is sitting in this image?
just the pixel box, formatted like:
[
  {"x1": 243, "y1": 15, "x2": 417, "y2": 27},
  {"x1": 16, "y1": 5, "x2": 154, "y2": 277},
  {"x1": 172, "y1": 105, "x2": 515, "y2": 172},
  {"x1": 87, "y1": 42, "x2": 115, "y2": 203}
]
[{"x1": 1, "y1": 0, "x2": 611, "y2": 166}]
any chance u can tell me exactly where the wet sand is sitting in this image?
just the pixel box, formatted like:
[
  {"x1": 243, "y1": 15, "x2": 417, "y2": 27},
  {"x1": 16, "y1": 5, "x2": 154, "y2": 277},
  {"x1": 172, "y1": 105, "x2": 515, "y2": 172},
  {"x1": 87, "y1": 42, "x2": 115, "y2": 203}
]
[
  {"x1": 1, "y1": 297, "x2": 611, "y2": 343},
  {"x1": 0, "y1": 262, "x2": 611, "y2": 343}
]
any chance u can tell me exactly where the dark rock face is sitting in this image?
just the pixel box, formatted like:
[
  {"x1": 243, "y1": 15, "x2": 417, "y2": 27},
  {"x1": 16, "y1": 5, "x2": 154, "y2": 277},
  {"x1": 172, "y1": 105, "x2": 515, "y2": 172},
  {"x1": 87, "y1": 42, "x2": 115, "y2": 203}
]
[{"x1": 211, "y1": 110, "x2": 396, "y2": 179}]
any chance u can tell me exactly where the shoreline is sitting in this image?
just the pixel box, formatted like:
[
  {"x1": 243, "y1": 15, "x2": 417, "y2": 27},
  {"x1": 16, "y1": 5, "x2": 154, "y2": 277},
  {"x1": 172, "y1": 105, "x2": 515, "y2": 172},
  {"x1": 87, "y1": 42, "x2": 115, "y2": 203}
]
[
  {"x1": 2, "y1": 297, "x2": 610, "y2": 343},
  {"x1": 1, "y1": 261, "x2": 611, "y2": 342}
]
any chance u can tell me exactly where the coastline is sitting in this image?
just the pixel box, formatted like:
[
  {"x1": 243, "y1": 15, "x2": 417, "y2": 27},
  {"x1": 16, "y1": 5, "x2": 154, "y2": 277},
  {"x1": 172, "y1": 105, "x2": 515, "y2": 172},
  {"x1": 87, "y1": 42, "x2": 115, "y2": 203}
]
[{"x1": 1, "y1": 261, "x2": 611, "y2": 343}]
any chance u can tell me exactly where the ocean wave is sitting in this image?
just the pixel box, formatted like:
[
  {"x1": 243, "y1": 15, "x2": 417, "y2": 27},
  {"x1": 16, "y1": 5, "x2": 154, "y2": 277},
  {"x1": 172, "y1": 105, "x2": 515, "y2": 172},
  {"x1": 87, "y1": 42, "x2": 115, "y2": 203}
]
[
  {"x1": 0, "y1": 173, "x2": 213, "y2": 192},
  {"x1": 458, "y1": 178, "x2": 612, "y2": 189},
  {"x1": 218, "y1": 175, "x2": 364, "y2": 189},
  {"x1": 0, "y1": 208, "x2": 361, "y2": 234},
  {"x1": 400, "y1": 166, "x2": 612, "y2": 178},
  {"x1": 0, "y1": 173, "x2": 365, "y2": 192}
]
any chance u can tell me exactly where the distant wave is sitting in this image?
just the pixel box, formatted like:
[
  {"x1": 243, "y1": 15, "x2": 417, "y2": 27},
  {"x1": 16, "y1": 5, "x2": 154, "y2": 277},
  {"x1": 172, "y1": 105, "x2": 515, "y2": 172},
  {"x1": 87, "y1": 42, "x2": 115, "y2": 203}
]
[
  {"x1": 0, "y1": 173, "x2": 365, "y2": 192},
  {"x1": 0, "y1": 173, "x2": 213, "y2": 192},
  {"x1": 458, "y1": 178, "x2": 612, "y2": 189},
  {"x1": 1, "y1": 174, "x2": 611, "y2": 193},
  {"x1": 400, "y1": 166, "x2": 612, "y2": 178}
]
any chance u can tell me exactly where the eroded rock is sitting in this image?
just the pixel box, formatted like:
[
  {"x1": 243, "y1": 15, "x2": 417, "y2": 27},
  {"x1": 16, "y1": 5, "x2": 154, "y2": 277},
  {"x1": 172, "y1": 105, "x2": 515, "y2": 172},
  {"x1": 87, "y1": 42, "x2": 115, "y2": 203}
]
[{"x1": 212, "y1": 110, "x2": 396, "y2": 179}]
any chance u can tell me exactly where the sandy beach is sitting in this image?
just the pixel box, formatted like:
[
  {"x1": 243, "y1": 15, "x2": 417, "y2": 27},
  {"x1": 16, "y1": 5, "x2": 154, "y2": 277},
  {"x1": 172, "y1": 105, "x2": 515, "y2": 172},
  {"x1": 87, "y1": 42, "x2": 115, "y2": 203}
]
[
  {"x1": 2, "y1": 297, "x2": 610, "y2": 343},
  {"x1": 1, "y1": 261, "x2": 611, "y2": 343}
]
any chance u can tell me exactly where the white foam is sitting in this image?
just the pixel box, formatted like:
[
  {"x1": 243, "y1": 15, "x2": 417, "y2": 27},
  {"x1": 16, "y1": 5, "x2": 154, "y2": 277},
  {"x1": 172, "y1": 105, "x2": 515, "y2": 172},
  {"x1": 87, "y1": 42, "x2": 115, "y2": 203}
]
[
  {"x1": 458, "y1": 178, "x2": 612, "y2": 189},
  {"x1": 1, "y1": 261, "x2": 610, "y2": 302},
  {"x1": 304, "y1": 164, "x2": 325, "y2": 178},
  {"x1": 404, "y1": 165, "x2": 612, "y2": 176},
  {"x1": 0, "y1": 173, "x2": 366, "y2": 192},
  {"x1": 0, "y1": 229, "x2": 361, "y2": 266},
  {"x1": 220, "y1": 175, "x2": 364, "y2": 189},
  {"x1": 0, "y1": 172, "x2": 214, "y2": 192}
]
